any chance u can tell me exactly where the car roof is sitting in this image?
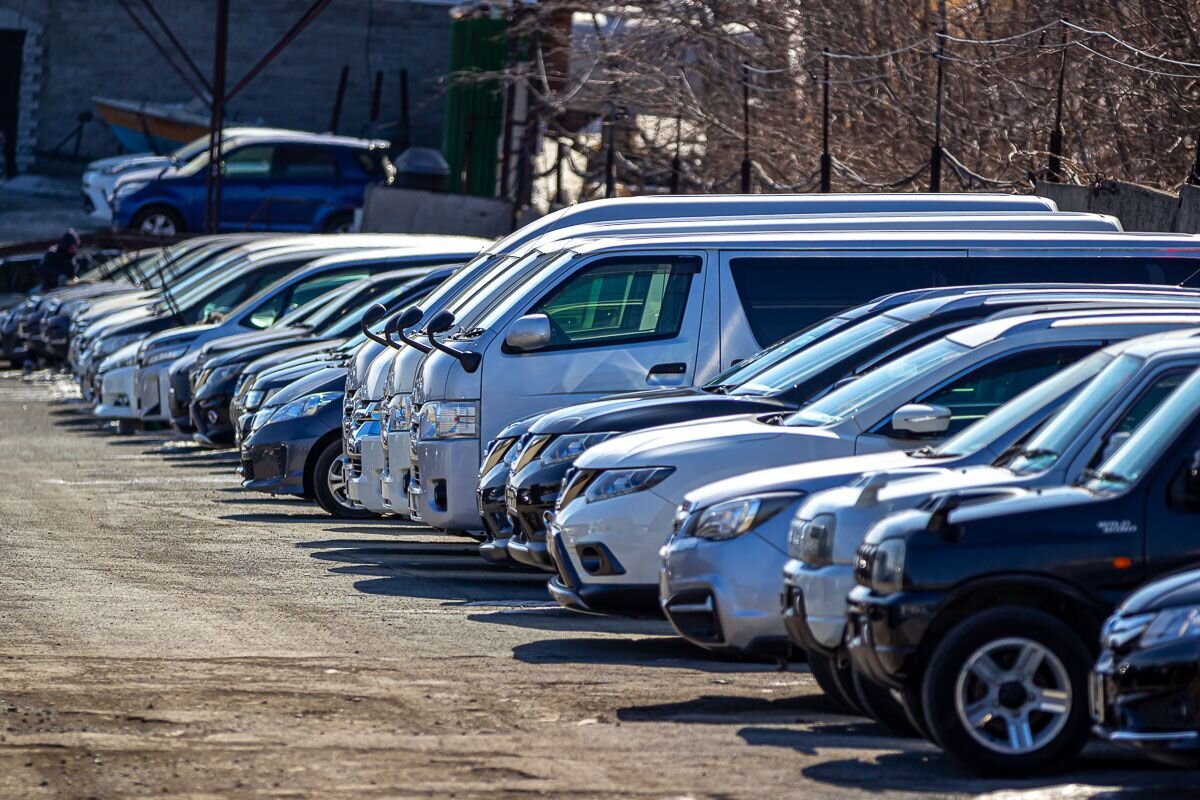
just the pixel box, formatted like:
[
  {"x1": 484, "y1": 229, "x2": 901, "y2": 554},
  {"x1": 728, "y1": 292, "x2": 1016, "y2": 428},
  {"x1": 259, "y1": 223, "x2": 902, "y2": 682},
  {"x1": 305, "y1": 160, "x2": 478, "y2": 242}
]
[
  {"x1": 553, "y1": 229, "x2": 1200, "y2": 253},
  {"x1": 951, "y1": 308, "x2": 1200, "y2": 347},
  {"x1": 489, "y1": 193, "x2": 1060, "y2": 253},
  {"x1": 221, "y1": 129, "x2": 390, "y2": 150},
  {"x1": 1114, "y1": 328, "x2": 1200, "y2": 359},
  {"x1": 886, "y1": 287, "x2": 1200, "y2": 322}
]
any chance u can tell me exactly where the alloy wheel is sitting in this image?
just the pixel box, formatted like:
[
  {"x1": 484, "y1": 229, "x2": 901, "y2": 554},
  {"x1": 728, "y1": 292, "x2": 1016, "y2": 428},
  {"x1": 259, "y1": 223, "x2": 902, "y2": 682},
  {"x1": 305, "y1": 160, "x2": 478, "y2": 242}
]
[
  {"x1": 953, "y1": 636, "x2": 1072, "y2": 754},
  {"x1": 139, "y1": 213, "x2": 177, "y2": 236},
  {"x1": 325, "y1": 456, "x2": 354, "y2": 510}
]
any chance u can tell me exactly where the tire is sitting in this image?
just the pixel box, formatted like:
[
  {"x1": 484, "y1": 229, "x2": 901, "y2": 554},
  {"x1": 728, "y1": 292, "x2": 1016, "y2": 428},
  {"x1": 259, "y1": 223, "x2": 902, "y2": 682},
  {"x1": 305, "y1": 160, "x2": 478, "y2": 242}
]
[
  {"x1": 921, "y1": 607, "x2": 1093, "y2": 776},
  {"x1": 852, "y1": 667, "x2": 920, "y2": 737},
  {"x1": 131, "y1": 206, "x2": 185, "y2": 237},
  {"x1": 808, "y1": 648, "x2": 866, "y2": 715},
  {"x1": 311, "y1": 439, "x2": 372, "y2": 518},
  {"x1": 321, "y1": 212, "x2": 354, "y2": 233}
]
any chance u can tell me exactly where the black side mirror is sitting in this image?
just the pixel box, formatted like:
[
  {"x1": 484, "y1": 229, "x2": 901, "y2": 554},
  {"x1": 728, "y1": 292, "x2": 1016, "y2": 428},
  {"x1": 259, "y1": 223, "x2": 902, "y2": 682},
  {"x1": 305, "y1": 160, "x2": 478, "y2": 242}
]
[
  {"x1": 360, "y1": 303, "x2": 389, "y2": 347},
  {"x1": 427, "y1": 309, "x2": 456, "y2": 334},
  {"x1": 424, "y1": 309, "x2": 481, "y2": 373},
  {"x1": 389, "y1": 306, "x2": 429, "y2": 353}
]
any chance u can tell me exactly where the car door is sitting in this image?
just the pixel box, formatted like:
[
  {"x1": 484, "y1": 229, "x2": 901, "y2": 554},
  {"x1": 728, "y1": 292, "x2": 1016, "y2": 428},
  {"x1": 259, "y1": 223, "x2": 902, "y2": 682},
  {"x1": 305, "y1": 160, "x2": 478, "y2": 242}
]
[
  {"x1": 268, "y1": 145, "x2": 341, "y2": 231},
  {"x1": 854, "y1": 344, "x2": 1099, "y2": 453},
  {"x1": 218, "y1": 144, "x2": 275, "y2": 231},
  {"x1": 1139, "y1": 410, "x2": 1200, "y2": 581},
  {"x1": 480, "y1": 253, "x2": 709, "y2": 439}
]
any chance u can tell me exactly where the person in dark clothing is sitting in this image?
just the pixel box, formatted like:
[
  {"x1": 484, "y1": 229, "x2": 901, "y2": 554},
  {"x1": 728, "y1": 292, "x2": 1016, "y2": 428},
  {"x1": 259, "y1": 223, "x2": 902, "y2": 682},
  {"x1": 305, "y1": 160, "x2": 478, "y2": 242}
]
[{"x1": 38, "y1": 230, "x2": 80, "y2": 291}]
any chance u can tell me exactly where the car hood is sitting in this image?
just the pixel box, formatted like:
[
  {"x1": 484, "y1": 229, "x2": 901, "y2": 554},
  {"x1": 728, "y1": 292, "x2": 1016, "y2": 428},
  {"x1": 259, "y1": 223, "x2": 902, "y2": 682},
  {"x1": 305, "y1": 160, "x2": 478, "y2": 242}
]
[
  {"x1": 683, "y1": 450, "x2": 926, "y2": 510},
  {"x1": 267, "y1": 366, "x2": 346, "y2": 407},
  {"x1": 1118, "y1": 568, "x2": 1200, "y2": 615},
  {"x1": 205, "y1": 336, "x2": 310, "y2": 370},
  {"x1": 87, "y1": 153, "x2": 166, "y2": 172},
  {"x1": 529, "y1": 390, "x2": 790, "y2": 435},
  {"x1": 246, "y1": 341, "x2": 340, "y2": 376},
  {"x1": 142, "y1": 322, "x2": 216, "y2": 352},
  {"x1": 200, "y1": 327, "x2": 310, "y2": 358},
  {"x1": 574, "y1": 415, "x2": 844, "y2": 470}
]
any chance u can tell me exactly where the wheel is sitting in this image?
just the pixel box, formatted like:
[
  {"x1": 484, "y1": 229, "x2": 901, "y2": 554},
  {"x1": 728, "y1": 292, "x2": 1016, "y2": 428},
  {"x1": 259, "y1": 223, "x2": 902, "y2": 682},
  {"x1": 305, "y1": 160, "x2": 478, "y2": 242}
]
[
  {"x1": 321, "y1": 212, "x2": 354, "y2": 233},
  {"x1": 131, "y1": 206, "x2": 185, "y2": 237},
  {"x1": 311, "y1": 439, "x2": 372, "y2": 518},
  {"x1": 921, "y1": 607, "x2": 1093, "y2": 776},
  {"x1": 852, "y1": 667, "x2": 919, "y2": 737},
  {"x1": 808, "y1": 648, "x2": 866, "y2": 715}
]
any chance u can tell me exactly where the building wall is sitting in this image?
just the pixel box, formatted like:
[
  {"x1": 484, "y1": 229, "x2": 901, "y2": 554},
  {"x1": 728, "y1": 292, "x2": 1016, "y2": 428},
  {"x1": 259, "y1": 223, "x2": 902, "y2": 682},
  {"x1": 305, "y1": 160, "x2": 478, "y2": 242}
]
[{"x1": 0, "y1": 0, "x2": 453, "y2": 172}]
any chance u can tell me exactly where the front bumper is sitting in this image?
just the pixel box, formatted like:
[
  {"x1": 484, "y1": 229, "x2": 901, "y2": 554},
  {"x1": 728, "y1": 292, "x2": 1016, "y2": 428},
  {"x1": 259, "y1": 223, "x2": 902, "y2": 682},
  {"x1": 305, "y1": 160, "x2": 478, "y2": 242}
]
[
  {"x1": 190, "y1": 390, "x2": 234, "y2": 447},
  {"x1": 845, "y1": 584, "x2": 941, "y2": 690},
  {"x1": 782, "y1": 560, "x2": 857, "y2": 655},
  {"x1": 347, "y1": 421, "x2": 388, "y2": 514},
  {"x1": 507, "y1": 460, "x2": 570, "y2": 541},
  {"x1": 134, "y1": 365, "x2": 171, "y2": 423},
  {"x1": 546, "y1": 519, "x2": 662, "y2": 617},
  {"x1": 476, "y1": 459, "x2": 514, "y2": 562},
  {"x1": 555, "y1": 485, "x2": 678, "y2": 587},
  {"x1": 240, "y1": 416, "x2": 324, "y2": 496},
  {"x1": 93, "y1": 364, "x2": 137, "y2": 419},
  {"x1": 409, "y1": 436, "x2": 484, "y2": 532},
  {"x1": 167, "y1": 368, "x2": 194, "y2": 431},
  {"x1": 1092, "y1": 640, "x2": 1200, "y2": 751},
  {"x1": 660, "y1": 530, "x2": 790, "y2": 654},
  {"x1": 380, "y1": 429, "x2": 411, "y2": 514}
]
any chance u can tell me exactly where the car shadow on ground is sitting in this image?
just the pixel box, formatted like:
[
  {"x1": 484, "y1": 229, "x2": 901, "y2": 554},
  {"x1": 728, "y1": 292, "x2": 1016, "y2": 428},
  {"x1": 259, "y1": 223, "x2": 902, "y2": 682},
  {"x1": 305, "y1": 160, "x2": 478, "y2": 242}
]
[
  {"x1": 298, "y1": 537, "x2": 553, "y2": 603},
  {"x1": 510, "y1": 635, "x2": 795, "y2": 674},
  {"x1": 467, "y1": 606, "x2": 674, "y2": 636},
  {"x1": 738, "y1": 726, "x2": 1196, "y2": 795}
]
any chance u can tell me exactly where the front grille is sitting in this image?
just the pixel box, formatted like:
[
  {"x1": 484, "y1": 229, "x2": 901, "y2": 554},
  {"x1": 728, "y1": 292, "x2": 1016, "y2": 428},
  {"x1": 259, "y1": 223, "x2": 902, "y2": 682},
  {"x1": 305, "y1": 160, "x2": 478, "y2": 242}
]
[
  {"x1": 241, "y1": 458, "x2": 255, "y2": 481},
  {"x1": 664, "y1": 590, "x2": 723, "y2": 643}
]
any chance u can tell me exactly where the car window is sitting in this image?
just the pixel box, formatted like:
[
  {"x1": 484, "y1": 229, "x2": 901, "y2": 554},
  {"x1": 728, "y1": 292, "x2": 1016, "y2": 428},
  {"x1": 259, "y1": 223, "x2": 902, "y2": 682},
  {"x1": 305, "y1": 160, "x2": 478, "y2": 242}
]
[
  {"x1": 972, "y1": 256, "x2": 1199, "y2": 286},
  {"x1": 912, "y1": 346, "x2": 1097, "y2": 436},
  {"x1": 528, "y1": 257, "x2": 698, "y2": 349},
  {"x1": 244, "y1": 270, "x2": 367, "y2": 330},
  {"x1": 189, "y1": 262, "x2": 298, "y2": 324},
  {"x1": 727, "y1": 257, "x2": 958, "y2": 347},
  {"x1": 272, "y1": 146, "x2": 339, "y2": 181},
  {"x1": 221, "y1": 145, "x2": 274, "y2": 180}
]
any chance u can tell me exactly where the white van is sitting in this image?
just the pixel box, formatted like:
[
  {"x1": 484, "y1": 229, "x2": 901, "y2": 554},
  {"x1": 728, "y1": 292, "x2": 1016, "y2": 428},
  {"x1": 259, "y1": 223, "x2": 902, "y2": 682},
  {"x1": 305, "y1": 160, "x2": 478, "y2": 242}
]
[{"x1": 407, "y1": 229, "x2": 1200, "y2": 532}]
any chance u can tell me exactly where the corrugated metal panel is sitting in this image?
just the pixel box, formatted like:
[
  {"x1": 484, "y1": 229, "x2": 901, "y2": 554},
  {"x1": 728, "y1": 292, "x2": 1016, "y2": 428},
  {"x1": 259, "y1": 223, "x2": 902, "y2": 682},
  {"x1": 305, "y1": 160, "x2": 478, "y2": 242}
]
[{"x1": 442, "y1": 14, "x2": 509, "y2": 197}]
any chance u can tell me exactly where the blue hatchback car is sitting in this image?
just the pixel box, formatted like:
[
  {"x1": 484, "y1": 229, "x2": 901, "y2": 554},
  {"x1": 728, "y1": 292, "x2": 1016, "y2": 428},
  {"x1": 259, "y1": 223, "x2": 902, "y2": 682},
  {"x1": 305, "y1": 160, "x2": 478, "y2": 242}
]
[{"x1": 112, "y1": 131, "x2": 395, "y2": 236}]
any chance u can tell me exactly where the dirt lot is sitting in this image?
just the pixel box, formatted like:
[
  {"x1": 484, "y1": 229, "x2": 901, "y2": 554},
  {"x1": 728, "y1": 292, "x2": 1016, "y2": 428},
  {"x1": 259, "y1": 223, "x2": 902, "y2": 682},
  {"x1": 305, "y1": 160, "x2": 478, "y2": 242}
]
[{"x1": 0, "y1": 371, "x2": 1193, "y2": 799}]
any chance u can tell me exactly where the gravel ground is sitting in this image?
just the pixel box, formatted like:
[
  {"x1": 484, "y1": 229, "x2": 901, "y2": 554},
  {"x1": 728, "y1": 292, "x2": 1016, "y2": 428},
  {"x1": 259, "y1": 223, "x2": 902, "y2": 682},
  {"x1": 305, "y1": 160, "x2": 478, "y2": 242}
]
[{"x1": 0, "y1": 370, "x2": 1194, "y2": 800}]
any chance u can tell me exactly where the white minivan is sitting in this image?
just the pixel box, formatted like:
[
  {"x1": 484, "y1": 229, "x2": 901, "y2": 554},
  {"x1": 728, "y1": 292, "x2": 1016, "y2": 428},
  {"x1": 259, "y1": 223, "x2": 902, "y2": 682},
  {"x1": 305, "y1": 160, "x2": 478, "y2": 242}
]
[{"x1": 407, "y1": 229, "x2": 1200, "y2": 533}]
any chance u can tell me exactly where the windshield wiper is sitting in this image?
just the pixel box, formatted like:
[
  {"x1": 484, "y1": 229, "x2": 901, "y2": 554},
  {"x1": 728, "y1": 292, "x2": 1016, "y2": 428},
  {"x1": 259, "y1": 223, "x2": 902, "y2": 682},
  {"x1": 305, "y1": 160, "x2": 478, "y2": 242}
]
[
  {"x1": 1081, "y1": 468, "x2": 1131, "y2": 486},
  {"x1": 706, "y1": 384, "x2": 733, "y2": 394},
  {"x1": 909, "y1": 445, "x2": 941, "y2": 458},
  {"x1": 1017, "y1": 448, "x2": 1059, "y2": 460}
]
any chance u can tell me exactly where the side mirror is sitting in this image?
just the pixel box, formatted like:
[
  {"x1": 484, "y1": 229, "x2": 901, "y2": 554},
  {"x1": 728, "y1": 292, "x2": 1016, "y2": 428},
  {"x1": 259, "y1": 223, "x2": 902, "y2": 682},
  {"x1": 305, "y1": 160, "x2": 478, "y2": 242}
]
[
  {"x1": 360, "y1": 303, "x2": 389, "y2": 346},
  {"x1": 1100, "y1": 431, "x2": 1132, "y2": 464},
  {"x1": 891, "y1": 404, "x2": 952, "y2": 438},
  {"x1": 426, "y1": 309, "x2": 456, "y2": 335},
  {"x1": 388, "y1": 306, "x2": 428, "y2": 352},
  {"x1": 505, "y1": 313, "x2": 552, "y2": 352}
]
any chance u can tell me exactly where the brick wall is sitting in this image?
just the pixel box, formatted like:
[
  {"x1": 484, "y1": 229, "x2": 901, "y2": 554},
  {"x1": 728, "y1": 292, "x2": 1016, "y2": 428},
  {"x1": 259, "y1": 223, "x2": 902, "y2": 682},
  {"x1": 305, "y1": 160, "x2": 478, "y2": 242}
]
[{"x1": 0, "y1": 0, "x2": 453, "y2": 171}]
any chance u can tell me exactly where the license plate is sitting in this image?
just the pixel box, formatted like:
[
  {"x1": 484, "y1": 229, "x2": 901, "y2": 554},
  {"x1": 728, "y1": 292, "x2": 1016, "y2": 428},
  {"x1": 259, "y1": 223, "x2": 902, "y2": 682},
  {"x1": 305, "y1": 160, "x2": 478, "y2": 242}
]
[{"x1": 1089, "y1": 672, "x2": 1105, "y2": 724}]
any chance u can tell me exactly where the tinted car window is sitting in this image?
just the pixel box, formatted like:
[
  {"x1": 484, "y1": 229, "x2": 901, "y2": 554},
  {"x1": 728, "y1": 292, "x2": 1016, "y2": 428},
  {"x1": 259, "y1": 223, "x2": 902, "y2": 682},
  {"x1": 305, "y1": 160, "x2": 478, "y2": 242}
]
[
  {"x1": 971, "y1": 257, "x2": 1197, "y2": 286},
  {"x1": 221, "y1": 145, "x2": 274, "y2": 180},
  {"x1": 273, "y1": 146, "x2": 339, "y2": 181},
  {"x1": 728, "y1": 257, "x2": 957, "y2": 346},
  {"x1": 531, "y1": 257, "x2": 697, "y2": 349}
]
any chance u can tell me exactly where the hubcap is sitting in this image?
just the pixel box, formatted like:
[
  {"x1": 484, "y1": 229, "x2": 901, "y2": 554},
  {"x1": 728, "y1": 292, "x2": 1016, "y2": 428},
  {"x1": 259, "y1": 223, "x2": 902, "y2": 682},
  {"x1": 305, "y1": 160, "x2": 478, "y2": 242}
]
[
  {"x1": 326, "y1": 456, "x2": 354, "y2": 509},
  {"x1": 953, "y1": 636, "x2": 1071, "y2": 755},
  {"x1": 139, "y1": 213, "x2": 176, "y2": 236}
]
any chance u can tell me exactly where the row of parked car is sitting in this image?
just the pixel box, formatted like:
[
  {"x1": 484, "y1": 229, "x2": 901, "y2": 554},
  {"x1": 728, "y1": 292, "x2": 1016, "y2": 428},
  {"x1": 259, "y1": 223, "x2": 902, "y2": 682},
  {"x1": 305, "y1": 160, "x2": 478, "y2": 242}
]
[{"x1": 12, "y1": 192, "x2": 1200, "y2": 778}]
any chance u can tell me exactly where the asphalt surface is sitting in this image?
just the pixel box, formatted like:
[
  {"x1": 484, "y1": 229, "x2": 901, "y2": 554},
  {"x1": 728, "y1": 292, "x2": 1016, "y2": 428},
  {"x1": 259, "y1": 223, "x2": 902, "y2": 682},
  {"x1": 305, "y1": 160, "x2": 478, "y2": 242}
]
[{"x1": 0, "y1": 370, "x2": 1195, "y2": 799}]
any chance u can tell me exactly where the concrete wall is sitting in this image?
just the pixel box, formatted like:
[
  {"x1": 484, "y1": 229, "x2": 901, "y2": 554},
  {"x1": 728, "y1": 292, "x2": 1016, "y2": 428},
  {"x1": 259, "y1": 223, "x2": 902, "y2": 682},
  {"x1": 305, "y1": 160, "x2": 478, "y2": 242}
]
[
  {"x1": 0, "y1": 0, "x2": 454, "y2": 172},
  {"x1": 1036, "y1": 180, "x2": 1200, "y2": 234},
  {"x1": 360, "y1": 183, "x2": 511, "y2": 238}
]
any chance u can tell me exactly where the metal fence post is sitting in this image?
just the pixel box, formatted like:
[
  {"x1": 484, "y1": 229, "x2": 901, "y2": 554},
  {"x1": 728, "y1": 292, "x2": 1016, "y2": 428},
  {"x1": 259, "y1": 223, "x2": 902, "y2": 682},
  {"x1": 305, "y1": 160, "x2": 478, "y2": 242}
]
[{"x1": 820, "y1": 50, "x2": 832, "y2": 193}]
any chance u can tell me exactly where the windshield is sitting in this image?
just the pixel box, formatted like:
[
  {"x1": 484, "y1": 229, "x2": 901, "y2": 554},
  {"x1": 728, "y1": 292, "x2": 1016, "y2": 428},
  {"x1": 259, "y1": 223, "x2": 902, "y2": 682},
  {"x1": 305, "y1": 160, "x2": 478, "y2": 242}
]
[
  {"x1": 705, "y1": 315, "x2": 852, "y2": 389},
  {"x1": 731, "y1": 315, "x2": 908, "y2": 396},
  {"x1": 934, "y1": 349, "x2": 1116, "y2": 460},
  {"x1": 1005, "y1": 353, "x2": 1142, "y2": 474},
  {"x1": 323, "y1": 285, "x2": 432, "y2": 338},
  {"x1": 1085, "y1": 368, "x2": 1200, "y2": 492},
  {"x1": 278, "y1": 286, "x2": 348, "y2": 327},
  {"x1": 464, "y1": 250, "x2": 576, "y2": 333},
  {"x1": 171, "y1": 136, "x2": 211, "y2": 162},
  {"x1": 391, "y1": 253, "x2": 507, "y2": 328},
  {"x1": 785, "y1": 337, "x2": 971, "y2": 427}
]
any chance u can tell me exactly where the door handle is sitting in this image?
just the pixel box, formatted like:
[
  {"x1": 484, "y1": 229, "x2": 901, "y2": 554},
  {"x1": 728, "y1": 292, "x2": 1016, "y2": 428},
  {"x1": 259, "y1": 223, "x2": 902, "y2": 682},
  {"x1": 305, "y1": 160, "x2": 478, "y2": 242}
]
[{"x1": 648, "y1": 362, "x2": 687, "y2": 378}]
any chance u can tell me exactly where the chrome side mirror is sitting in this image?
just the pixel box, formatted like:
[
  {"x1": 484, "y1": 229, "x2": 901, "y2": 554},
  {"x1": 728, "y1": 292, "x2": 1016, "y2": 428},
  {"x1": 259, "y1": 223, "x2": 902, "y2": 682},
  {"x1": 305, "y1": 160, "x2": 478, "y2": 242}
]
[
  {"x1": 891, "y1": 404, "x2": 952, "y2": 437},
  {"x1": 504, "y1": 314, "x2": 552, "y2": 352}
]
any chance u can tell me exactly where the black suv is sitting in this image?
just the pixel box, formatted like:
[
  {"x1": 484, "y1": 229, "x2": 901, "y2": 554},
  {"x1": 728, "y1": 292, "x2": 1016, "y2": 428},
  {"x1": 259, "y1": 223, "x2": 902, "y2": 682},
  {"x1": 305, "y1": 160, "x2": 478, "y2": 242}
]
[{"x1": 845, "y1": 365, "x2": 1200, "y2": 775}]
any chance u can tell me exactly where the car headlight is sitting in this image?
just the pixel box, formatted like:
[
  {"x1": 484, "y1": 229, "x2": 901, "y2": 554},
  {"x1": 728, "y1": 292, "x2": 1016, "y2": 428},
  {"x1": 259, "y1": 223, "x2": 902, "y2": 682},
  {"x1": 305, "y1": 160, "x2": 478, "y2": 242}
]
[
  {"x1": 142, "y1": 345, "x2": 189, "y2": 366},
  {"x1": 95, "y1": 333, "x2": 143, "y2": 358},
  {"x1": 385, "y1": 394, "x2": 414, "y2": 432},
  {"x1": 481, "y1": 436, "x2": 518, "y2": 474},
  {"x1": 205, "y1": 364, "x2": 243, "y2": 386},
  {"x1": 870, "y1": 539, "x2": 907, "y2": 595},
  {"x1": 250, "y1": 406, "x2": 277, "y2": 432},
  {"x1": 418, "y1": 401, "x2": 478, "y2": 440},
  {"x1": 113, "y1": 180, "x2": 149, "y2": 200},
  {"x1": 584, "y1": 466, "x2": 674, "y2": 504},
  {"x1": 1141, "y1": 606, "x2": 1200, "y2": 647},
  {"x1": 244, "y1": 389, "x2": 266, "y2": 410},
  {"x1": 790, "y1": 511, "x2": 835, "y2": 566},
  {"x1": 691, "y1": 492, "x2": 803, "y2": 542},
  {"x1": 269, "y1": 392, "x2": 341, "y2": 424},
  {"x1": 540, "y1": 432, "x2": 619, "y2": 467}
]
